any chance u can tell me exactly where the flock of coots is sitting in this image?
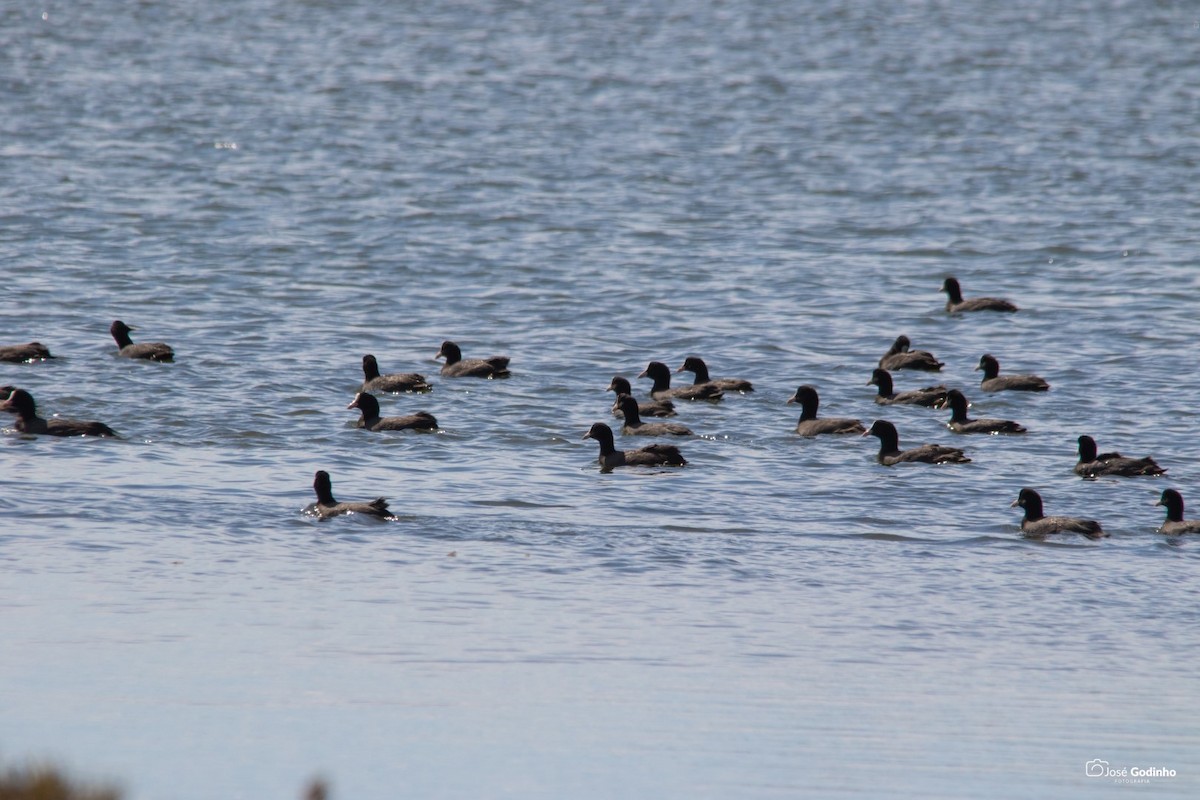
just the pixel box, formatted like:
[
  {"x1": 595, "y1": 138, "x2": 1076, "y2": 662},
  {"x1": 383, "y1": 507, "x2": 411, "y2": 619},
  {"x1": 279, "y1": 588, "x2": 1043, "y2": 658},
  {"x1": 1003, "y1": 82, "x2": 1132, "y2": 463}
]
[{"x1": 2, "y1": 278, "x2": 1194, "y2": 537}]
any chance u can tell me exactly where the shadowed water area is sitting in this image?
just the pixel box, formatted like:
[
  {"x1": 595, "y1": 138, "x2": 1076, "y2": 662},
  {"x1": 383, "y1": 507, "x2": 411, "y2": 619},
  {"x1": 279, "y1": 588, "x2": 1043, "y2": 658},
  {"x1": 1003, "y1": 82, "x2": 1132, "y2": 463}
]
[{"x1": 2, "y1": 1, "x2": 1199, "y2": 797}]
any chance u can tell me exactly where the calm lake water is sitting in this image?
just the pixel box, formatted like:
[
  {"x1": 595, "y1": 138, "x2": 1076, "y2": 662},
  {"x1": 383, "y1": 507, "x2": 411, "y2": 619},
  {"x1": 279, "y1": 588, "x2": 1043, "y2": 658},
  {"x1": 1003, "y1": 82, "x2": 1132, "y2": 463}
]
[{"x1": 3, "y1": 1, "x2": 1199, "y2": 797}]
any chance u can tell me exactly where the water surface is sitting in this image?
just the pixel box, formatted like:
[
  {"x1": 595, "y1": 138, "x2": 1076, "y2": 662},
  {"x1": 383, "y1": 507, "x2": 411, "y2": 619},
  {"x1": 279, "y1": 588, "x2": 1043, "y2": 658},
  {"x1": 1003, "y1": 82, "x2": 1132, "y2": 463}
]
[{"x1": 2, "y1": 1, "x2": 1198, "y2": 797}]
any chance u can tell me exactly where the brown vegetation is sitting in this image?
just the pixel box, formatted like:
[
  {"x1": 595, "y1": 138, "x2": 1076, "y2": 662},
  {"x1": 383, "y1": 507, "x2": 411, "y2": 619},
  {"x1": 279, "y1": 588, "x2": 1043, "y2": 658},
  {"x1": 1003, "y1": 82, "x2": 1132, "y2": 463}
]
[{"x1": 0, "y1": 763, "x2": 120, "y2": 800}]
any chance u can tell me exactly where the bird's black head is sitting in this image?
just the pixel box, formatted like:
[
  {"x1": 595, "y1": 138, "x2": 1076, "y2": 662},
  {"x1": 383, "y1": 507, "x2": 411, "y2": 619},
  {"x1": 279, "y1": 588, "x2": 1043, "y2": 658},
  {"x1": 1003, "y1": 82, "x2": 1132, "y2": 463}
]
[
  {"x1": 313, "y1": 470, "x2": 335, "y2": 502},
  {"x1": 864, "y1": 419, "x2": 897, "y2": 441},
  {"x1": 0, "y1": 388, "x2": 36, "y2": 416},
  {"x1": 976, "y1": 354, "x2": 1000, "y2": 378},
  {"x1": 436, "y1": 341, "x2": 462, "y2": 363},
  {"x1": 583, "y1": 422, "x2": 614, "y2": 444},
  {"x1": 1157, "y1": 488, "x2": 1185, "y2": 521},
  {"x1": 941, "y1": 277, "x2": 963, "y2": 302},
  {"x1": 787, "y1": 385, "x2": 820, "y2": 418},
  {"x1": 347, "y1": 392, "x2": 381, "y2": 417},
  {"x1": 608, "y1": 375, "x2": 632, "y2": 395},
  {"x1": 868, "y1": 368, "x2": 893, "y2": 392},
  {"x1": 1011, "y1": 487, "x2": 1044, "y2": 517}
]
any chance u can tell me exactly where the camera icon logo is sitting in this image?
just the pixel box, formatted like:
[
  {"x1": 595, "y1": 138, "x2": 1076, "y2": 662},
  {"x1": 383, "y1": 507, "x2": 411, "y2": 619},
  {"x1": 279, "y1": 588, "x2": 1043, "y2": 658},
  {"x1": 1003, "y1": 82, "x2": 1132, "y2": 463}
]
[{"x1": 1086, "y1": 759, "x2": 1109, "y2": 778}]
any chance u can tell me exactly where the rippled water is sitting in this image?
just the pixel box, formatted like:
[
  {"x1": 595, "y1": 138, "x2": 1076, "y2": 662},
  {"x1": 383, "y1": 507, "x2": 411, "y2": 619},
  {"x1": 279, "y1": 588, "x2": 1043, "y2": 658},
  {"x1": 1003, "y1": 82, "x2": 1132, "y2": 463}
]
[{"x1": 3, "y1": 1, "x2": 1199, "y2": 797}]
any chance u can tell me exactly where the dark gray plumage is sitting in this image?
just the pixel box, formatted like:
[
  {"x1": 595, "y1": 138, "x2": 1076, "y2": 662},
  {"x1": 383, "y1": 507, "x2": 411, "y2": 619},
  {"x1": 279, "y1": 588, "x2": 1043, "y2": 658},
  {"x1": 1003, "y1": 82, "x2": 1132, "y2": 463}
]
[
  {"x1": 0, "y1": 388, "x2": 118, "y2": 437},
  {"x1": 1074, "y1": 435, "x2": 1165, "y2": 478},
  {"x1": 942, "y1": 277, "x2": 1018, "y2": 313},
  {"x1": 347, "y1": 392, "x2": 438, "y2": 432},
  {"x1": 110, "y1": 320, "x2": 174, "y2": 362},
  {"x1": 976, "y1": 354, "x2": 1048, "y2": 392},
  {"x1": 676, "y1": 356, "x2": 753, "y2": 393},
  {"x1": 638, "y1": 361, "x2": 723, "y2": 401},
  {"x1": 361, "y1": 354, "x2": 432, "y2": 393},
  {"x1": 939, "y1": 389, "x2": 1026, "y2": 434},
  {"x1": 878, "y1": 336, "x2": 943, "y2": 372},
  {"x1": 1011, "y1": 487, "x2": 1105, "y2": 539},
  {"x1": 435, "y1": 340, "x2": 510, "y2": 378},
  {"x1": 867, "y1": 368, "x2": 948, "y2": 406},
  {"x1": 583, "y1": 422, "x2": 687, "y2": 472},
  {"x1": 305, "y1": 470, "x2": 393, "y2": 520},
  {"x1": 607, "y1": 376, "x2": 676, "y2": 418},
  {"x1": 614, "y1": 394, "x2": 693, "y2": 436},
  {"x1": 862, "y1": 420, "x2": 969, "y2": 465},
  {"x1": 0, "y1": 342, "x2": 54, "y2": 362},
  {"x1": 1156, "y1": 489, "x2": 1200, "y2": 535},
  {"x1": 787, "y1": 385, "x2": 865, "y2": 437}
]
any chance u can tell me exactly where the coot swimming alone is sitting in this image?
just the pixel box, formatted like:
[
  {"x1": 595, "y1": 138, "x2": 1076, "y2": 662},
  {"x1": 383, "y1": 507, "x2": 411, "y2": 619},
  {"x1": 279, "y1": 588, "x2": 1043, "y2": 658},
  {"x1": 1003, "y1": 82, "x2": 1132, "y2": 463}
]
[
  {"x1": 110, "y1": 320, "x2": 174, "y2": 362},
  {"x1": 942, "y1": 277, "x2": 1018, "y2": 313},
  {"x1": 305, "y1": 470, "x2": 394, "y2": 520}
]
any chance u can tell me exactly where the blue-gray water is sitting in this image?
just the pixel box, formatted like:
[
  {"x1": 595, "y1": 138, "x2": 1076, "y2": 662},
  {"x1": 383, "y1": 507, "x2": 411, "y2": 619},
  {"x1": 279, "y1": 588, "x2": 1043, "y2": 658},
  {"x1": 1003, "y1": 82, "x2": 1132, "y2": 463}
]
[{"x1": 3, "y1": 1, "x2": 1199, "y2": 797}]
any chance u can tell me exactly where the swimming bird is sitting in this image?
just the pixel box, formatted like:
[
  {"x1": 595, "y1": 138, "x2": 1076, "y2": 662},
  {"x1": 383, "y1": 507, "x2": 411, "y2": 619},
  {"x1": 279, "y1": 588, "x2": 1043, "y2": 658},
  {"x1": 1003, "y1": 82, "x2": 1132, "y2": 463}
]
[
  {"x1": 110, "y1": 320, "x2": 174, "y2": 362},
  {"x1": 347, "y1": 392, "x2": 438, "y2": 431},
  {"x1": 638, "y1": 361, "x2": 723, "y2": 401},
  {"x1": 0, "y1": 342, "x2": 54, "y2": 362},
  {"x1": 942, "y1": 277, "x2": 1018, "y2": 313},
  {"x1": 878, "y1": 335, "x2": 944, "y2": 372},
  {"x1": 607, "y1": 376, "x2": 676, "y2": 418},
  {"x1": 976, "y1": 354, "x2": 1049, "y2": 392},
  {"x1": 305, "y1": 470, "x2": 393, "y2": 520},
  {"x1": 675, "y1": 356, "x2": 754, "y2": 393},
  {"x1": 787, "y1": 385, "x2": 865, "y2": 436},
  {"x1": 582, "y1": 422, "x2": 687, "y2": 472},
  {"x1": 862, "y1": 419, "x2": 969, "y2": 465},
  {"x1": 0, "y1": 388, "x2": 118, "y2": 437},
  {"x1": 1155, "y1": 489, "x2": 1200, "y2": 535},
  {"x1": 360, "y1": 354, "x2": 432, "y2": 393},
  {"x1": 1011, "y1": 487, "x2": 1105, "y2": 539},
  {"x1": 1074, "y1": 435, "x2": 1165, "y2": 478},
  {"x1": 867, "y1": 368, "x2": 948, "y2": 407},
  {"x1": 435, "y1": 340, "x2": 509, "y2": 378},
  {"x1": 614, "y1": 394, "x2": 693, "y2": 436},
  {"x1": 938, "y1": 389, "x2": 1026, "y2": 434}
]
